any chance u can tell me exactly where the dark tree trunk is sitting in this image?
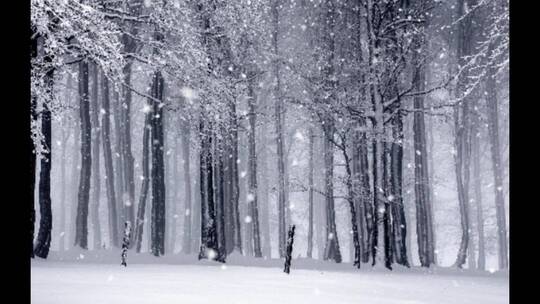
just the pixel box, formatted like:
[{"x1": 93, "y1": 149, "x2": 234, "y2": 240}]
[
  {"x1": 121, "y1": 221, "x2": 131, "y2": 267},
  {"x1": 215, "y1": 132, "x2": 227, "y2": 261},
  {"x1": 113, "y1": 89, "x2": 125, "y2": 240},
  {"x1": 119, "y1": 0, "x2": 143, "y2": 236},
  {"x1": 198, "y1": 118, "x2": 219, "y2": 261},
  {"x1": 247, "y1": 76, "x2": 262, "y2": 257},
  {"x1": 322, "y1": 120, "x2": 341, "y2": 263},
  {"x1": 34, "y1": 97, "x2": 53, "y2": 258},
  {"x1": 191, "y1": 145, "x2": 201, "y2": 252},
  {"x1": 75, "y1": 60, "x2": 92, "y2": 249},
  {"x1": 453, "y1": 0, "x2": 476, "y2": 268},
  {"x1": 390, "y1": 115, "x2": 409, "y2": 267},
  {"x1": 283, "y1": 225, "x2": 296, "y2": 274},
  {"x1": 307, "y1": 127, "x2": 314, "y2": 259},
  {"x1": 411, "y1": 25, "x2": 436, "y2": 269},
  {"x1": 90, "y1": 64, "x2": 102, "y2": 249},
  {"x1": 272, "y1": 0, "x2": 287, "y2": 258},
  {"x1": 121, "y1": 63, "x2": 136, "y2": 234},
  {"x1": 100, "y1": 73, "x2": 119, "y2": 248},
  {"x1": 134, "y1": 98, "x2": 151, "y2": 253},
  {"x1": 150, "y1": 70, "x2": 166, "y2": 257},
  {"x1": 230, "y1": 102, "x2": 243, "y2": 254},
  {"x1": 382, "y1": 142, "x2": 393, "y2": 270},
  {"x1": 358, "y1": 124, "x2": 373, "y2": 264},
  {"x1": 69, "y1": 108, "x2": 80, "y2": 249}
]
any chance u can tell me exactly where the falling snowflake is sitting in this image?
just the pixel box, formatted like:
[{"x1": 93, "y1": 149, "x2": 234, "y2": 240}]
[
  {"x1": 207, "y1": 249, "x2": 217, "y2": 260},
  {"x1": 181, "y1": 87, "x2": 198, "y2": 100},
  {"x1": 244, "y1": 216, "x2": 252, "y2": 223},
  {"x1": 246, "y1": 193, "x2": 255, "y2": 202},
  {"x1": 240, "y1": 171, "x2": 247, "y2": 178},
  {"x1": 141, "y1": 104, "x2": 152, "y2": 113}
]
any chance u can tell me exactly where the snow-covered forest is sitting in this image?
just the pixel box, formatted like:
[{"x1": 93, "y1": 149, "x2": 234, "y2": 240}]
[{"x1": 31, "y1": 0, "x2": 509, "y2": 303}]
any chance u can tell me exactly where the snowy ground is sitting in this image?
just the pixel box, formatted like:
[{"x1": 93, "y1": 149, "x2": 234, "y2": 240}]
[{"x1": 31, "y1": 251, "x2": 508, "y2": 304}]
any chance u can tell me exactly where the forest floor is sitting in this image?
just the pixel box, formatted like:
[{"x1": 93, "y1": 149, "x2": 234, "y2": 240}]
[{"x1": 31, "y1": 250, "x2": 508, "y2": 304}]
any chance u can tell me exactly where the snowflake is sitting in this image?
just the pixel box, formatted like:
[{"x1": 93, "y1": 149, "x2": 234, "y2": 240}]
[
  {"x1": 244, "y1": 216, "x2": 252, "y2": 223},
  {"x1": 206, "y1": 249, "x2": 217, "y2": 260}
]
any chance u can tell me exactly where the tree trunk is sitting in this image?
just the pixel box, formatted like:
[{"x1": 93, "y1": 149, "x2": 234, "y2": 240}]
[
  {"x1": 191, "y1": 145, "x2": 201, "y2": 252},
  {"x1": 59, "y1": 126, "x2": 68, "y2": 252},
  {"x1": 75, "y1": 60, "x2": 92, "y2": 249},
  {"x1": 307, "y1": 127, "x2": 315, "y2": 259},
  {"x1": 57, "y1": 72, "x2": 72, "y2": 252},
  {"x1": 90, "y1": 64, "x2": 102, "y2": 249},
  {"x1": 453, "y1": 0, "x2": 475, "y2": 268},
  {"x1": 258, "y1": 122, "x2": 271, "y2": 258},
  {"x1": 272, "y1": 0, "x2": 287, "y2": 258},
  {"x1": 412, "y1": 23, "x2": 436, "y2": 269},
  {"x1": 30, "y1": 29, "x2": 38, "y2": 259},
  {"x1": 247, "y1": 76, "x2": 262, "y2": 257},
  {"x1": 342, "y1": 144, "x2": 361, "y2": 268},
  {"x1": 471, "y1": 99, "x2": 485, "y2": 270},
  {"x1": 215, "y1": 131, "x2": 227, "y2": 261},
  {"x1": 69, "y1": 108, "x2": 80, "y2": 249},
  {"x1": 198, "y1": 118, "x2": 219, "y2": 261},
  {"x1": 230, "y1": 102, "x2": 243, "y2": 254},
  {"x1": 34, "y1": 98, "x2": 53, "y2": 258},
  {"x1": 134, "y1": 98, "x2": 151, "y2": 253},
  {"x1": 486, "y1": 47, "x2": 508, "y2": 270},
  {"x1": 358, "y1": 124, "x2": 373, "y2": 264},
  {"x1": 113, "y1": 89, "x2": 125, "y2": 241},
  {"x1": 119, "y1": 0, "x2": 143, "y2": 238},
  {"x1": 322, "y1": 120, "x2": 341, "y2": 263},
  {"x1": 150, "y1": 70, "x2": 166, "y2": 257},
  {"x1": 283, "y1": 225, "x2": 296, "y2": 274},
  {"x1": 390, "y1": 115, "x2": 409, "y2": 267},
  {"x1": 181, "y1": 118, "x2": 193, "y2": 254},
  {"x1": 100, "y1": 73, "x2": 119, "y2": 248},
  {"x1": 121, "y1": 63, "x2": 136, "y2": 236}
]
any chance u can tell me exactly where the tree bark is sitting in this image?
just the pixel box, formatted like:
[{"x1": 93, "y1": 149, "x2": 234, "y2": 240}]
[
  {"x1": 90, "y1": 64, "x2": 102, "y2": 249},
  {"x1": 453, "y1": 0, "x2": 475, "y2": 268},
  {"x1": 272, "y1": 0, "x2": 287, "y2": 258},
  {"x1": 75, "y1": 60, "x2": 92, "y2": 249},
  {"x1": 34, "y1": 98, "x2": 53, "y2": 258},
  {"x1": 247, "y1": 75, "x2": 262, "y2": 257},
  {"x1": 150, "y1": 70, "x2": 166, "y2": 257},
  {"x1": 307, "y1": 127, "x2": 315, "y2": 259},
  {"x1": 486, "y1": 46, "x2": 508, "y2": 270},
  {"x1": 390, "y1": 115, "x2": 409, "y2": 267},
  {"x1": 322, "y1": 120, "x2": 341, "y2": 263},
  {"x1": 134, "y1": 98, "x2": 151, "y2": 253},
  {"x1": 198, "y1": 118, "x2": 219, "y2": 261},
  {"x1": 100, "y1": 73, "x2": 119, "y2": 248},
  {"x1": 411, "y1": 18, "x2": 436, "y2": 269}
]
